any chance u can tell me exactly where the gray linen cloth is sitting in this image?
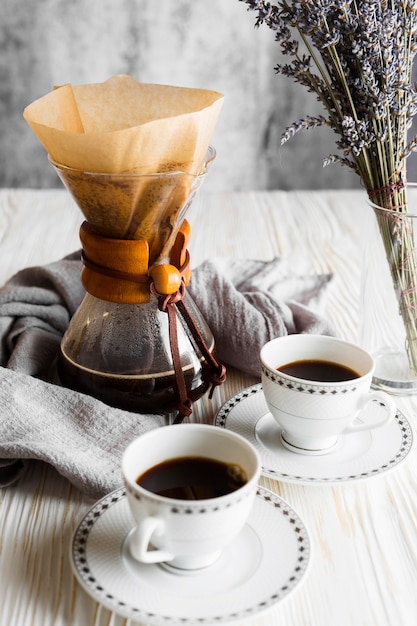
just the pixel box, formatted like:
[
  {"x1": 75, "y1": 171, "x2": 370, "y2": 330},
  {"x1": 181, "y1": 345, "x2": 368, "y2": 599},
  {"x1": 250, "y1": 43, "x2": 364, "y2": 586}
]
[{"x1": 0, "y1": 252, "x2": 333, "y2": 498}]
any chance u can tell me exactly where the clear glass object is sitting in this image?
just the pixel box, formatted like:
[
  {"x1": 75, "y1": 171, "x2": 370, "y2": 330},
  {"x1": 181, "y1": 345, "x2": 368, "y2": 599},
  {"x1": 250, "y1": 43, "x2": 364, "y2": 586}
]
[
  {"x1": 50, "y1": 148, "x2": 216, "y2": 415},
  {"x1": 360, "y1": 184, "x2": 417, "y2": 395}
]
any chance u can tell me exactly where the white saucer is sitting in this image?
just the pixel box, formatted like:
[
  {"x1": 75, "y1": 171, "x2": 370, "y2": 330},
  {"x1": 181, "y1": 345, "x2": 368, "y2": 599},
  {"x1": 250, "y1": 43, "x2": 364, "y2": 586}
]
[
  {"x1": 216, "y1": 384, "x2": 414, "y2": 485},
  {"x1": 70, "y1": 486, "x2": 311, "y2": 624}
]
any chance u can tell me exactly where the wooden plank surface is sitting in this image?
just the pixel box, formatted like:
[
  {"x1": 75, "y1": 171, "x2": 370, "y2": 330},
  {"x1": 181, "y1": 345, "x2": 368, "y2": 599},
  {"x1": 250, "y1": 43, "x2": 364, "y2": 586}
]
[{"x1": 0, "y1": 187, "x2": 416, "y2": 626}]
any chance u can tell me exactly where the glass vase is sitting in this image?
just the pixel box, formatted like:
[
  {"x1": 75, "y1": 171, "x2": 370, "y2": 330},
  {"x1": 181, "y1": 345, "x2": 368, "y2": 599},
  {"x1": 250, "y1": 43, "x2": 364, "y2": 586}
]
[{"x1": 360, "y1": 184, "x2": 417, "y2": 394}]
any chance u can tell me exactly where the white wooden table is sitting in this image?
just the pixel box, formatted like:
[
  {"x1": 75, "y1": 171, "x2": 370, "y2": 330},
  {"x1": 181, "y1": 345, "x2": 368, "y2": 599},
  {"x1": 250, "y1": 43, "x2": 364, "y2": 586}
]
[{"x1": 0, "y1": 186, "x2": 416, "y2": 626}]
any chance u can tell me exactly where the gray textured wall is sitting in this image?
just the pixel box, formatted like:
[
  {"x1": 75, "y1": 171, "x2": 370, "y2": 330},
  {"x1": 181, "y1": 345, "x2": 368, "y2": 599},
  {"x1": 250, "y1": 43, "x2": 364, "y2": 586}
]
[{"x1": 2, "y1": 0, "x2": 412, "y2": 192}]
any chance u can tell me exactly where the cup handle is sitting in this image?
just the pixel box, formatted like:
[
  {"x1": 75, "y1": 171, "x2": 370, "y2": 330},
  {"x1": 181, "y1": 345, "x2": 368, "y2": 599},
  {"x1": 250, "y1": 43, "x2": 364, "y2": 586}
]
[
  {"x1": 129, "y1": 516, "x2": 174, "y2": 564},
  {"x1": 344, "y1": 391, "x2": 396, "y2": 433}
]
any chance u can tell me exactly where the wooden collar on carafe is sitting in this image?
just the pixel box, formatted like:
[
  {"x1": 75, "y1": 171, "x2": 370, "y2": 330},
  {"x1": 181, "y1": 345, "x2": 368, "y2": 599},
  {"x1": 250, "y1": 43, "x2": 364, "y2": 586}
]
[
  {"x1": 79, "y1": 220, "x2": 191, "y2": 304},
  {"x1": 79, "y1": 220, "x2": 226, "y2": 423}
]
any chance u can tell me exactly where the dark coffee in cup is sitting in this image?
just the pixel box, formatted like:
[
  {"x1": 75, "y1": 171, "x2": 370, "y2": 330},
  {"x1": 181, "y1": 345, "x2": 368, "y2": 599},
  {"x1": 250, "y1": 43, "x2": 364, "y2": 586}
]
[
  {"x1": 124, "y1": 424, "x2": 261, "y2": 568},
  {"x1": 136, "y1": 456, "x2": 247, "y2": 500},
  {"x1": 278, "y1": 359, "x2": 360, "y2": 383}
]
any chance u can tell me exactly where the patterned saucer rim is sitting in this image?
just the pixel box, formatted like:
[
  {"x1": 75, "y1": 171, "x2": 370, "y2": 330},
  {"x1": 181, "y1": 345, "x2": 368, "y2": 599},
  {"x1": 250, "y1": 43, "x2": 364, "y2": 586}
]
[
  {"x1": 70, "y1": 485, "x2": 311, "y2": 624},
  {"x1": 215, "y1": 383, "x2": 414, "y2": 484}
]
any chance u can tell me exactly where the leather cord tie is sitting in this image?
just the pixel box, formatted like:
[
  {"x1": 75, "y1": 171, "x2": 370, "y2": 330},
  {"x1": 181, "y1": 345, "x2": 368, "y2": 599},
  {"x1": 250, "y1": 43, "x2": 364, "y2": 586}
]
[
  {"x1": 148, "y1": 278, "x2": 226, "y2": 425},
  {"x1": 175, "y1": 297, "x2": 227, "y2": 397}
]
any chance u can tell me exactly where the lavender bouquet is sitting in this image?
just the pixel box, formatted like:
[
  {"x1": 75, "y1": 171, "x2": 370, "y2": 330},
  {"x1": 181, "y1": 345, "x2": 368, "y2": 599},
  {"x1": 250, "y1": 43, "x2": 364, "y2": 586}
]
[{"x1": 240, "y1": 0, "x2": 417, "y2": 373}]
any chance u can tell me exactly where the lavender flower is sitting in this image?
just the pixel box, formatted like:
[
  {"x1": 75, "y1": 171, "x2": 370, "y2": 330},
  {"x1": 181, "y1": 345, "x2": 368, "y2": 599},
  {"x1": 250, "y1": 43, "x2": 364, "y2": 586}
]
[
  {"x1": 281, "y1": 114, "x2": 330, "y2": 143},
  {"x1": 239, "y1": 0, "x2": 417, "y2": 202}
]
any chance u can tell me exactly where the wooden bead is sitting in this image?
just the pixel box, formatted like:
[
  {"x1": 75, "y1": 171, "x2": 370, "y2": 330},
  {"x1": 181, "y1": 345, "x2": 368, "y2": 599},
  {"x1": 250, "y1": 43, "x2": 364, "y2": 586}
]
[{"x1": 150, "y1": 264, "x2": 182, "y2": 295}]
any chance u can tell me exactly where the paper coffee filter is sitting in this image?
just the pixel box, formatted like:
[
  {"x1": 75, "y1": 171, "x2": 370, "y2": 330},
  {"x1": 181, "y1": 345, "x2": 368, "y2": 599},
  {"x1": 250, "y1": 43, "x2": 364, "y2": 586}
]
[{"x1": 23, "y1": 75, "x2": 224, "y2": 175}]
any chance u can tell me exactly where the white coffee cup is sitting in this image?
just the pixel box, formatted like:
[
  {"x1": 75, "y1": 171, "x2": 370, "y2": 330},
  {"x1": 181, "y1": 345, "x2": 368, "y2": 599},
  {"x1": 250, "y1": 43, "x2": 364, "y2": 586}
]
[
  {"x1": 260, "y1": 334, "x2": 396, "y2": 455},
  {"x1": 122, "y1": 424, "x2": 261, "y2": 572}
]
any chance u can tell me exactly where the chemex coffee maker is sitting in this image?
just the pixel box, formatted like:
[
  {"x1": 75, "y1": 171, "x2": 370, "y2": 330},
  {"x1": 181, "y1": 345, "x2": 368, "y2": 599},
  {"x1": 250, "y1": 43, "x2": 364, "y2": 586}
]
[{"x1": 23, "y1": 76, "x2": 225, "y2": 422}]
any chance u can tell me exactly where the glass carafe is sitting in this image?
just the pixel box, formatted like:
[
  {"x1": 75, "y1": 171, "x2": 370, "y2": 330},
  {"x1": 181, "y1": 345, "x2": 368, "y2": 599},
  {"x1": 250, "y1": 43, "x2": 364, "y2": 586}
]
[{"x1": 50, "y1": 147, "x2": 223, "y2": 420}]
